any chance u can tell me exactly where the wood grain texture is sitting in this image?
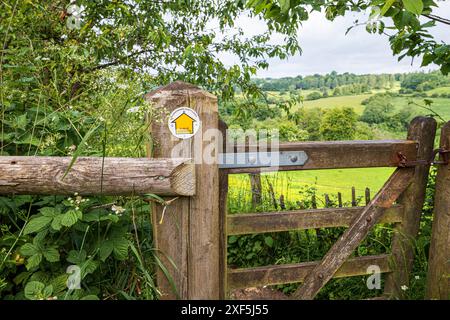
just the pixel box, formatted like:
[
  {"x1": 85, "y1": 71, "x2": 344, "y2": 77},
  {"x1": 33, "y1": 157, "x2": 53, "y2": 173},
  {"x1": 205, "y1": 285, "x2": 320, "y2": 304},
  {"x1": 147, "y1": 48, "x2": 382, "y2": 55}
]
[
  {"x1": 146, "y1": 81, "x2": 220, "y2": 300},
  {"x1": 292, "y1": 167, "x2": 415, "y2": 300},
  {"x1": 426, "y1": 121, "x2": 450, "y2": 300},
  {"x1": 384, "y1": 117, "x2": 437, "y2": 298},
  {"x1": 224, "y1": 140, "x2": 418, "y2": 174},
  {"x1": 218, "y1": 119, "x2": 229, "y2": 299},
  {"x1": 228, "y1": 255, "x2": 391, "y2": 290},
  {"x1": 227, "y1": 205, "x2": 404, "y2": 235},
  {"x1": 0, "y1": 156, "x2": 194, "y2": 196}
]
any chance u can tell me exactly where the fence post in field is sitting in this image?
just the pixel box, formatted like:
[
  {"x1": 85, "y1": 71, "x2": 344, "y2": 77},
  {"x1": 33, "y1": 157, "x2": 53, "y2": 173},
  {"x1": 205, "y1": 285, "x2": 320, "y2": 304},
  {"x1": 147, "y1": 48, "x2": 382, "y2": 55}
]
[
  {"x1": 384, "y1": 116, "x2": 437, "y2": 298},
  {"x1": 351, "y1": 187, "x2": 356, "y2": 207},
  {"x1": 324, "y1": 194, "x2": 330, "y2": 207},
  {"x1": 337, "y1": 192, "x2": 342, "y2": 208},
  {"x1": 365, "y1": 188, "x2": 371, "y2": 205},
  {"x1": 249, "y1": 173, "x2": 262, "y2": 208},
  {"x1": 426, "y1": 121, "x2": 450, "y2": 300},
  {"x1": 145, "y1": 81, "x2": 220, "y2": 299}
]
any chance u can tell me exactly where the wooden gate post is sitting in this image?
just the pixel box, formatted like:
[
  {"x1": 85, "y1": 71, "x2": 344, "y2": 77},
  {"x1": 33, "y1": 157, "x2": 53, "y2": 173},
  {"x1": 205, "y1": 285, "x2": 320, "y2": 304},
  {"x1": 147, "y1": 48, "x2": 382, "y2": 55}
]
[
  {"x1": 384, "y1": 116, "x2": 437, "y2": 298},
  {"x1": 426, "y1": 121, "x2": 450, "y2": 300},
  {"x1": 145, "y1": 81, "x2": 220, "y2": 299}
]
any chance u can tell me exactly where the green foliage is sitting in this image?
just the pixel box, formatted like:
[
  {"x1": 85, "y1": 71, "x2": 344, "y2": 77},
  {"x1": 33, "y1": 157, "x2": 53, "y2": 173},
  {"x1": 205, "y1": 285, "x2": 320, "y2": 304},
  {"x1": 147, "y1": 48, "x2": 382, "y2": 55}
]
[
  {"x1": 320, "y1": 107, "x2": 358, "y2": 141},
  {"x1": 254, "y1": 71, "x2": 394, "y2": 92},
  {"x1": 400, "y1": 72, "x2": 450, "y2": 92},
  {"x1": 247, "y1": 0, "x2": 450, "y2": 75},
  {"x1": 360, "y1": 94, "x2": 394, "y2": 124},
  {"x1": 278, "y1": 121, "x2": 309, "y2": 142},
  {"x1": 0, "y1": 194, "x2": 159, "y2": 300},
  {"x1": 306, "y1": 91, "x2": 322, "y2": 101}
]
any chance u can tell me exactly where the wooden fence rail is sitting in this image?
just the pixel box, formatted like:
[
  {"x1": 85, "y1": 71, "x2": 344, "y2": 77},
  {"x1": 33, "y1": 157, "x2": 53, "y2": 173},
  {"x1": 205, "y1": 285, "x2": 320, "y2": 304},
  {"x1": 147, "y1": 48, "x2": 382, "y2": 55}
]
[
  {"x1": 0, "y1": 156, "x2": 194, "y2": 196},
  {"x1": 228, "y1": 254, "x2": 391, "y2": 290},
  {"x1": 227, "y1": 205, "x2": 404, "y2": 235},
  {"x1": 226, "y1": 140, "x2": 418, "y2": 174}
]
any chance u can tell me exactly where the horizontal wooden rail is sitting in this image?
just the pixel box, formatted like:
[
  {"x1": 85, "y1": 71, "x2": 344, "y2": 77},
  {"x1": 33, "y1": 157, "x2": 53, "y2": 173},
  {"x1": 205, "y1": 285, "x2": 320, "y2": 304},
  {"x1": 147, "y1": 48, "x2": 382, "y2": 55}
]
[
  {"x1": 228, "y1": 254, "x2": 391, "y2": 290},
  {"x1": 227, "y1": 205, "x2": 403, "y2": 235},
  {"x1": 0, "y1": 156, "x2": 195, "y2": 196},
  {"x1": 223, "y1": 140, "x2": 418, "y2": 173}
]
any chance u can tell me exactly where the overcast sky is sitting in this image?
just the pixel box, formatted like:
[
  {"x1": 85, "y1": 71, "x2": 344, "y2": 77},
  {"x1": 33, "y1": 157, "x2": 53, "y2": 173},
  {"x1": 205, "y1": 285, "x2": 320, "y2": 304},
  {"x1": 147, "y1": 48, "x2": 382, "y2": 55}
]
[{"x1": 221, "y1": 2, "x2": 450, "y2": 78}]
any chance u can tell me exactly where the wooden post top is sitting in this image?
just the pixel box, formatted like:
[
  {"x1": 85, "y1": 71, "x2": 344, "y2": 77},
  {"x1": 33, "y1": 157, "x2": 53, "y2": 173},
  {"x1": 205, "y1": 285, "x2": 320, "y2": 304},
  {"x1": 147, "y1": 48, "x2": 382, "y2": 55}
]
[{"x1": 145, "y1": 81, "x2": 217, "y2": 101}]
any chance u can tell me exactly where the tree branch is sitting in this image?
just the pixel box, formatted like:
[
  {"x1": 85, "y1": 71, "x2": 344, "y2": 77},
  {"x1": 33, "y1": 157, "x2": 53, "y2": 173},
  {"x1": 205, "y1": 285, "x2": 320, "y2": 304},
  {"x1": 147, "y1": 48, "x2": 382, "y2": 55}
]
[
  {"x1": 422, "y1": 13, "x2": 450, "y2": 26},
  {"x1": 91, "y1": 49, "x2": 152, "y2": 71}
]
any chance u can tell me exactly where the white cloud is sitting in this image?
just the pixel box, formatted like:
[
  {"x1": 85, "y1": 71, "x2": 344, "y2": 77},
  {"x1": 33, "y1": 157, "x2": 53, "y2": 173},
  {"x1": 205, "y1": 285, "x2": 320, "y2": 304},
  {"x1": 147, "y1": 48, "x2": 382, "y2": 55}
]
[{"x1": 221, "y1": 2, "x2": 450, "y2": 78}]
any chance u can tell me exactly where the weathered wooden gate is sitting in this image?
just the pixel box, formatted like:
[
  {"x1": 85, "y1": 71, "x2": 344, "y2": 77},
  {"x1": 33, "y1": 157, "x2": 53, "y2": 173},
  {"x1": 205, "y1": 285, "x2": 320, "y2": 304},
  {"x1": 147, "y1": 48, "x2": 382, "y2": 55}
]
[
  {"x1": 1, "y1": 81, "x2": 449, "y2": 300},
  {"x1": 220, "y1": 116, "x2": 437, "y2": 300}
]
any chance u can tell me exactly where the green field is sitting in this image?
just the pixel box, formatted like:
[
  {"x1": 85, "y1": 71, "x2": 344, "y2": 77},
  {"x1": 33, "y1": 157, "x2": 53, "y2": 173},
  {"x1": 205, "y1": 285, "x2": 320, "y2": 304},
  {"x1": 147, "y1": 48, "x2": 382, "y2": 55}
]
[
  {"x1": 301, "y1": 94, "x2": 371, "y2": 114},
  {"x1": 228, "y1": 167, "x2": 394, "y2": 211},
  {"x1": 427, "y1": 86, "x2": 450, "y2": 95},
  {"x1": 390, "y1": 97, "x2": 450, "y2": 120},
  {"x1": 228, "y1": 88, "x2": 450, "y2": 211},
  {"x1": 296, "y1": 93, "x2": 450, "y2": 120}
]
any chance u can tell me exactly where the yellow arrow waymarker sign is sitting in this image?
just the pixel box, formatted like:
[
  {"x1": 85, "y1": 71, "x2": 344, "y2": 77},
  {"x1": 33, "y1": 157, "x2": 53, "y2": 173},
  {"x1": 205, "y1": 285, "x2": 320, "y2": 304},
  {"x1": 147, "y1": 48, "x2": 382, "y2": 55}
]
[{"x1": 168, "y1": 107, "x2": 200, "y2": 139}]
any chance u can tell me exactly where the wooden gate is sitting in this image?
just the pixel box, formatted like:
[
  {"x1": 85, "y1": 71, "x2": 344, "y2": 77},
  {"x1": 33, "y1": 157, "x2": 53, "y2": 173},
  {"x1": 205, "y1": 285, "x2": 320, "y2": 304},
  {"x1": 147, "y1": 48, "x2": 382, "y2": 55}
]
[{"x1": 219, "y1": 116, "x2": 437, "y2": 300}]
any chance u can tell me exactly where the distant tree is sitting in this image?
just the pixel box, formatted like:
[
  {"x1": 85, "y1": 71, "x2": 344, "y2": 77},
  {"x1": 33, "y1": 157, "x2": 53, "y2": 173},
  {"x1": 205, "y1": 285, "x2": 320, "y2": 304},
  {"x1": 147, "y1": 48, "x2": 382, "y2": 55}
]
[
  {"x1": 387, "y1": 106, "x2": 415, "y2": 130},
  {"x1": 333, "y1": 87, "x2": 342, "y2": 96},
  {"x1": 306, "y1": 92, "x2": 322, "y2": 100},
  {"x1": 294, "y1": 108, "x2": 323, "y2": 141},
  {"x1": 278, "y1": 121, "x2": 309, "y2": 142},
  {"x1": 320, "y1": 107, "x2": 358, "y2": 141},
  {"x1": 360, "y1": 104, "x2": 390, "y2": 124},
  {"x1": 360, "y1": 94, "x2": 395, "y2": 124}
]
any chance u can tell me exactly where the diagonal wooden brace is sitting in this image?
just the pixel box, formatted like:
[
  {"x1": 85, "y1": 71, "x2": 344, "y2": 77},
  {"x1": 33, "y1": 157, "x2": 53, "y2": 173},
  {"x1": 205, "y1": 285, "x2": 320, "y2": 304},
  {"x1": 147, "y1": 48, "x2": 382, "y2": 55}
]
[{"x1": 292, "y1": 167, "x2": 415, "y2": 300}]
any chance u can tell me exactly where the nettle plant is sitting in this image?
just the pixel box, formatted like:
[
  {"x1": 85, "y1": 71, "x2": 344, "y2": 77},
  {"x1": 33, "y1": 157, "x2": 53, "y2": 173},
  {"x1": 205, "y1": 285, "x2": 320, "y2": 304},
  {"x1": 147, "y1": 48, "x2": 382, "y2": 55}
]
[{"x1": 0, "y1": 193, "x2": 158, "y2": 300}]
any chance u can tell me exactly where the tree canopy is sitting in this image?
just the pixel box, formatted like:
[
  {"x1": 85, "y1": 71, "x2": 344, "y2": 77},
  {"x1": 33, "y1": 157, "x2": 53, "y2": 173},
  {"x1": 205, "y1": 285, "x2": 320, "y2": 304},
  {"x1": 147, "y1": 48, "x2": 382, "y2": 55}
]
[{"x1": 247, "y1": 0, "x2": 450, "y2": 75}]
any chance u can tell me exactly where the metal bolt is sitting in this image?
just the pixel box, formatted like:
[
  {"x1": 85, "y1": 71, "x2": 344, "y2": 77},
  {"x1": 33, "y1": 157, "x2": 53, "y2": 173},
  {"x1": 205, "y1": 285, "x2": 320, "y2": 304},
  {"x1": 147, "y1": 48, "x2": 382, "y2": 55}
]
[
  {"x1": 248, "y1": 155, "x2": 257, "y2": 164},
  {"x1": 318, "y1": 273, "x2": 324, "y2": 279},
  {"x1": 366, "y1": 217, "x2": 372, "y2": 222},
  {"x1": 289, "y1": 155, "x2": 298, "y2": 163}
]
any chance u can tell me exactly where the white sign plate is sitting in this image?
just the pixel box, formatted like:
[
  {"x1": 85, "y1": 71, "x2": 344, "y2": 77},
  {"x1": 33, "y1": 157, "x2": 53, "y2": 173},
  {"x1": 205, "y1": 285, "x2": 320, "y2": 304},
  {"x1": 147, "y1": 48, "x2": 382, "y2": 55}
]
[{"x1": 168, "y1": 107, "x2": 200, "y2": 139}]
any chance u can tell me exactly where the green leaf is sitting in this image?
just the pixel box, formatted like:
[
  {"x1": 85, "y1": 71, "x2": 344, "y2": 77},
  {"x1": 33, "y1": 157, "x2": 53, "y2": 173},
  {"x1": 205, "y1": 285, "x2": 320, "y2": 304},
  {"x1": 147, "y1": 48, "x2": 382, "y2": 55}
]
[
  {"x1": 50, "y1": 274, "x2": 69, "y2": 294},
  {"x1": 42, "y1": 284, "x2": 53, "y2": 298},
  {"x1": 51, "y1": 215, "x2": 62, "y2": 231},
  {"x1": 61, "y1": 210, "x2": 82, "y2": 227},
  {"x1": 43, "y1": 247, "x2": 60, "y2": 263},
  {"x1": 14, "y1": 114, "x2": 28, "y2": 130},
  {"x1": 62, "y1": 124, "x2": 100, "y2": 179},
  {"x1": 40, "y1": 207, "x2": 60, "y2": 217},
  {"x1": 99, "y1": 214, "x2": 119, "y2": 223},
  {"x1": 23, "y1": 216, "x2": 52, "y2": 235},
  {"x1": 264, "y1": 236, "x2": 274, "y2": 247},
  {"x1": 26, "y1": 253, "x2": 42, "y2": 270},
  {"x1": 279, "y1": 0, "x2": 290, "y2": 13},
  {"x1": 112, "y1": 238, "x2": 129, "y2": 260},
  {"x1": 80, "y1": 259, "x2": 99, "y2": 277},
  {"x1": 99, "y1": 240, "x2": 114, "y2": 261},
  {"x1": 402, "y1": 0, "x2": 423, "y2": 14},
  {"x1": 143, "y1": 193, "x2": 165, "y2": 204},
  {"x1": 421, "y1": 53, "x2": 434, "y2": 66},
  {"x1": 67, "y1": 250, "x2": 86, "y2": 264},
  {"x1": 381, "y1": 0, "x2": 396, "y2": 15},
  {"x1": 24, "y1": 281, "x2": 45, "y2": 300},
  {"x1": 21, "y1": 243, "x2": 39, "y2": 256}
]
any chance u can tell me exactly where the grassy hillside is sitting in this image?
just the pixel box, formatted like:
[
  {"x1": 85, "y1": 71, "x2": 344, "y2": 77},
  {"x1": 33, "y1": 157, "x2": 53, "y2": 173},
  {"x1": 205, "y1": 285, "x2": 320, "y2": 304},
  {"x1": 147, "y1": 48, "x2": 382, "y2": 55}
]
[{"x1": 302, "y1": 94, "x2": 371, "y2": 114}]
